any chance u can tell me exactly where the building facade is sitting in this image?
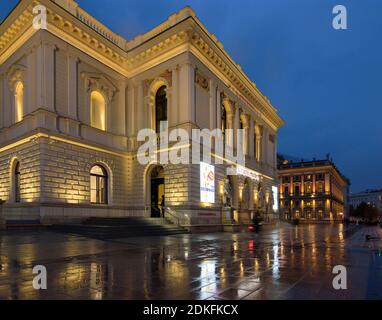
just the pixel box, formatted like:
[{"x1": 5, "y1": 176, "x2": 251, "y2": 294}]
[
  {"x1": 278, "y1": 159, "x2": 349, "y2": 222},
  {"x1": 0, "y1": 0, "x2": 283, "y2": 229},
  {"x1": 349, "y1": 189, "x2": 382, "y2": 216}
]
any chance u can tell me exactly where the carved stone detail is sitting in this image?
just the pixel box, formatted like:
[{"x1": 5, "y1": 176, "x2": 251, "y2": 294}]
[
  {"x1": 195, "y1": 70, "x2": 209, "y2": 91},
  {"x1": 82, "y1": 72, "x2": 118, "y2": 102}
]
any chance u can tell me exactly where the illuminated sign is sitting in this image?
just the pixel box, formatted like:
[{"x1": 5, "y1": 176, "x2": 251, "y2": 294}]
[
  {"x1": 236, "y1": 166, "x2": 261, "y2": 181},
  {"x1": 272, "y1": 186, "x2": 279, "y2": 211},
  {"x1": 200, "y1": 162, "x2": 215, "y2": 203}
]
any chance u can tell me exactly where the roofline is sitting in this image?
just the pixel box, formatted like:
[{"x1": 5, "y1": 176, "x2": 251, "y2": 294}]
[{"x1": 1, "y1": 1, "x2": 284, "y2": 127}]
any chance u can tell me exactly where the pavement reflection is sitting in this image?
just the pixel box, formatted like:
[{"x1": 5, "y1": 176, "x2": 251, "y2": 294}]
[{"x1": 0, "y1": 223, "x2": 381, "y2": 300}]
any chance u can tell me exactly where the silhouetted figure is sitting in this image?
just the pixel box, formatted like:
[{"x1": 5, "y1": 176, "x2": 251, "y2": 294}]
[{"x1": 160, "y1": 195, "x2": 165, "y2": 218}]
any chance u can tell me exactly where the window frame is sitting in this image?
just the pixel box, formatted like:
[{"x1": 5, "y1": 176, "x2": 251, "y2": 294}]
[
  {"x1": 90, "y1": 165, "x2": 108, "y2": 205},
  {"x1": 14, "y1": 161, "x2": 21, "y2": 203}
]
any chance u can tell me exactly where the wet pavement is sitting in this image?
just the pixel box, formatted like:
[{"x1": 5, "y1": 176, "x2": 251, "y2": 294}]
[{"x1": 0, "y1": 223, "x2": 382, "y2": 300}]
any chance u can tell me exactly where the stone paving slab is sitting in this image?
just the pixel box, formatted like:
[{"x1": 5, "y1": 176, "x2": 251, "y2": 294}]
[{"x1": 0, "y1": 223, "x2": 381, "y2": 300}]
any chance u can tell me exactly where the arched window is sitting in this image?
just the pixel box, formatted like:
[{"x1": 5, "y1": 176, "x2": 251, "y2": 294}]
[
  {"x1": 14, "y1": 161, "x2": 21, "y2": 203},
  {"x1": 15, "y1": 82, "x2": 24, "y2": 123},
  {"x1": 221, "y1": 104, "x2": 227, "y2": 144},
  {"x1": 239, "y1": 114, "x2": 247, "y2": 155},
  {"x1": 155, "y1": 86, "x2": 167, "y2": 134},
  {"x1": 254, "y1": 126, "x2": 257, "y2": 159},
  {"x1": 90, "y1": 91, "x2": 106, "y2": 131},
  {"x1": 90, "y1": 165, "x2": 108, "y2": 204}
]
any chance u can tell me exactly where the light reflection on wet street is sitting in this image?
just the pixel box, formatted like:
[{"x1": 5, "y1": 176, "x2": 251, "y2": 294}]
[{"x1": 1, "y1": 223, "x2": 382, "y2": 300}]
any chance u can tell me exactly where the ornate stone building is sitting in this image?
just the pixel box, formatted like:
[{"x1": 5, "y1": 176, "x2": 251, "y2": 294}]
[
  {"x1": 0, "y1": 0, "x2": 283, "y2": 229},
  {"x1": 278, "y1": 159, "x2": 349, "y2": 223}
]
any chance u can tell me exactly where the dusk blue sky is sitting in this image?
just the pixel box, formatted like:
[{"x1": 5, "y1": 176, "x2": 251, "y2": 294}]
[{"x1": 1, "y1": 0, "x2": 381, "y2": 192}]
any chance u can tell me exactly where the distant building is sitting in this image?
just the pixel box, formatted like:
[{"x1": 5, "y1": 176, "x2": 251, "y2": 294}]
[
  {"x1": 349, "y1": 190, "x2": 382, "y2": 216},
  {"x1": 278, "y1": 159, "x2": 350, "y2": 222}
]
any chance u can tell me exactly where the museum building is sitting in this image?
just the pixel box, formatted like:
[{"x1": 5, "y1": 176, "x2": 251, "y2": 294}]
[{"x1": 0, "y1": 0, "x2": 284, "y2": 229}]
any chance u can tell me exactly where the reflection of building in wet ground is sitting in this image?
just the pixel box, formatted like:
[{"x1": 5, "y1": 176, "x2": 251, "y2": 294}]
[{"x1": 0, "y1": 224, "x2": 381, "y2": 300}]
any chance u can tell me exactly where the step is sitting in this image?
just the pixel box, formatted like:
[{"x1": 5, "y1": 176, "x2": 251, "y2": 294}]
[{"x1": 52, "y1": 217, "x2": 189, "y2": 239}]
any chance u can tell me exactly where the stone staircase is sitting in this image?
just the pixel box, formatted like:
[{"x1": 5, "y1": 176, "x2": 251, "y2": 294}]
[{"x1": 52, "y1": 217, "x2": 189, "y2": 239}]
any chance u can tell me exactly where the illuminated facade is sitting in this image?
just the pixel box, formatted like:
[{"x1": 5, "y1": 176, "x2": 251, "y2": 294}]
[
  {"x1": 278, "y1": 159, "x2": 349, "y2": 222},
  {"x1": 0, "y1": 0, "x2": 283, "y2": 228}
]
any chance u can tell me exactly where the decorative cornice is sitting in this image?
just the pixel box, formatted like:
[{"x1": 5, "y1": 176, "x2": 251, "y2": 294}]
[
  {"x1": 188, "y1": 27, "x2": 283, "y2": 129},
  {"x1": 47, "y1": 7, "x2": 128, "y2": 67},
  {"x1": 0, "y1": 1, "x2": 284, "y2": 129},
  {"x1": 0, "y1": 3, "x2": 34, "y2": 55}
]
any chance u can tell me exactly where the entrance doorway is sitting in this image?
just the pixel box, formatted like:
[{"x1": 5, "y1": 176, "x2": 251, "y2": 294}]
[{"x1": 150, "y1": 166, "x2": 165, "y2": 218}]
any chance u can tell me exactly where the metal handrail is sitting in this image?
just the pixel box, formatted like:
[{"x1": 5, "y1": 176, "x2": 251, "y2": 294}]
[{"x1": 164, "y1": 207, "x2": 181, "y2": 226}]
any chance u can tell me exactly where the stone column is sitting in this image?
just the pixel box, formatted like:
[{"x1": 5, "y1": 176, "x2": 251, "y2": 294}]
[
  {"x1": 116, "y1": 81, "x2": 127, "y2": 136},
  {"x1": 273, "y1": 135, "x2": 277, "y2": 169},
  {"x1": 249, "y1": 117, "x2": 254, "y2": 159},
  {"x1": 249, "y1": 179, "x2": 254, "y2": 210},
  {"x1": 170, "y1": 66, "x2": 179, "y2": 128},
  {"x1": 67, "y1": 55, "x2": 79, "y2": 120},
  {"x1": 35, "y1": 41, "x2": 56, "y2": 112},
  {"x1": 137, "y1": 81, "x2": 144, "y2": 134},
  {"x1": 255, "y1": 125, "x2": 262, "y2": 163},
  {"x1": 0, "y1": 74, "x2": 3, "y2": 128},
  {"x1": 233, "y1": 103, "x2": 239, "y2": 151},
  {"x1": 126, "y1": 85, "x2": 135, "y2": 137},
  {"x1": 261, "y1": 126, "x2": 268, "y2": 165},
  {"x1": 178, "y1": 62, "x2": 195, "y2": 126},
  {"x1": 232, "y1": 175, "x2": 239, "y2": 210},
  {"x1": 209, "y1": 79, "x2": 217, "y2": 130},
  {"x1": 242, "y1": 114, "x2": 250, "y2": 156},
  {"x1": 26, "y1": 49, "x2": 35, "y2": 116},
  {"x1": 216, "y1": 88, "x2": 222, "y2": 131}
]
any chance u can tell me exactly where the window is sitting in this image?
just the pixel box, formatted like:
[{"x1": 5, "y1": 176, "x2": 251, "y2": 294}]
[
  {"x1": 294, "y1": 185, "x2": 300, "y2": 195},
  {"x1": 14, "y1": 161, "x2": 20, "y2": 203},
  {"x1": 317, "y1": 181, "x2": 324, "y2": 193},
  {"x1": 155, "y1": 86, "x2": 167, "y2": 134},
  {"x1": 283, "y1": 176, "x2": 290, "y2": 183},
  {"x1": 15, "y1": 81, "x2": 24, "y2": 123},
  {"x1": 90, "y1": 91, "x2": 106, "y2": 131},
  {"x1": 222, "y1": 104, "x2": 227, "y2": 144},
  {"x1": 305, "y1": 182, "x2": 312, "y2": 194},
  {"x1": 90, "y1": 165, "x2": 108, "y2": 204},
  {"x1": 284, "y1": 186, "x2": 289, "y2": 196},
  {"x1": 316, "y1": 173, "x2": 325, "y2": 181}
]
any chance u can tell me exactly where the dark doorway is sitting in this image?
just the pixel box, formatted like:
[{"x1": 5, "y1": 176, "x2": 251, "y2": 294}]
[{"x1": 150, "y1": 166, "x2": 165, "y2": 218}]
